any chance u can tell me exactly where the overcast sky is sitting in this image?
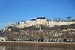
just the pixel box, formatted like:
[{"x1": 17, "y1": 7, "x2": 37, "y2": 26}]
[{"x1": 0, "y1": 0, "x2": 75, "y2": 29}]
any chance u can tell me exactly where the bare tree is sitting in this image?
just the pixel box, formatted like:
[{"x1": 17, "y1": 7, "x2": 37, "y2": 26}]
[{"x1": 67, "y1": 16, "x2": 73, "y2": 22}]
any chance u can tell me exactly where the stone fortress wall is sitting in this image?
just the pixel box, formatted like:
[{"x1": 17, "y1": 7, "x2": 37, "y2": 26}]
[{"x1": 8, "y1": 17, "x2": 75, "y2": 28}]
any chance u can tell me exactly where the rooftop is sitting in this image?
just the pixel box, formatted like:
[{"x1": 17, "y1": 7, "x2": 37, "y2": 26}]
[
  {"x1": 36, "y1": 17, "x2": 46, "y2": 19},
  {"x1": 31, "y1": 19, "x2": 36, "y2": 21}
]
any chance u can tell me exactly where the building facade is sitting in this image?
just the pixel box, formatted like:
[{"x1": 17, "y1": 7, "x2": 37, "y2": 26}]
[
  {"x1": 16, "y1": 17, "x2": 75, "y2": 28},
  {"x1": 0, "y1": 37, "x2": 6, "y2": 41}
]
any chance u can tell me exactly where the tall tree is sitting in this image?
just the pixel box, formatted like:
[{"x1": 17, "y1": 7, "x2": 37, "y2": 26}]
[{"x1": 67, "y1": 16, "x2": 72, "y2": 22}]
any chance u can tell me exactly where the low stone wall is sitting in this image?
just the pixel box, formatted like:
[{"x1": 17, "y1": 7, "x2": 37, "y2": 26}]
[{"x1": 0, "y1": 42, "x2": 75, "y2": 48}]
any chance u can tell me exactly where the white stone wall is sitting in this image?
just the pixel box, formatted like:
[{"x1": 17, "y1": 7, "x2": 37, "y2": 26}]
[
  {"x1": 17, "y1": 19, "x2": 75, "y2": 28},
  {"x1": 67, "y1": 22, "x2": 75, "y2": 25},
  {"x1": 17, "y1": 22, "x2": 25, "y2": 28},
  {"x1": 8, "y1": 21, "x2": 12, "y2": 26},
  {"x1": 49, "y1": 22, "x2": 56, "y2": 27},
  {"x1": 36, "y1": 19, "x2": 48, "y2": 26},
  {"x1": 25, "y1": 19, "x2": 49, "y2": 27},
  {"x1": 59, "y1": 22, "x2": 67, "y2": 25},
  {"x1": 49, "y1": 21, "x2": 72, "y2": 27},
  {"x1": 25, "y1": 20, "x2": 37, "y2": 27}
]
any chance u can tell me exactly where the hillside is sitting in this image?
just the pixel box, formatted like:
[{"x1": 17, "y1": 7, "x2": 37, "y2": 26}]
[{"x1": 1, "y1": 23, "x2": 75, "y2": 42}]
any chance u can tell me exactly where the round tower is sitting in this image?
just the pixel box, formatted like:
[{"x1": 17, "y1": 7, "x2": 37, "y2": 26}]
[{"x1": 8, "y1": 21, "x2": 12, "y2": 26}]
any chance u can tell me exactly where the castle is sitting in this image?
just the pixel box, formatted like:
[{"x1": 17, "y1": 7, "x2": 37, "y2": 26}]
[
  {"x1": 2, "y1": 17, "x2": 75, "y2": 42},
  {"x1": 8, "y1": 17, "x2": 75, "y2": 28}
]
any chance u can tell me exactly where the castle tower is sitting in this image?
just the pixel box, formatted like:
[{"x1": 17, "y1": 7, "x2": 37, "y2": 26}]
[
  {"x1": 18, "y1": 21, "x2": 25, "y2": 28},
  {"x1": 8, "y1": 21, "x2": 12, "y2": 26}
]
